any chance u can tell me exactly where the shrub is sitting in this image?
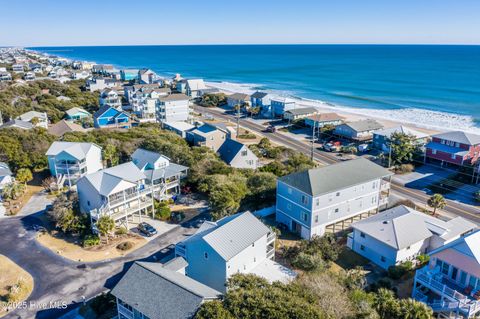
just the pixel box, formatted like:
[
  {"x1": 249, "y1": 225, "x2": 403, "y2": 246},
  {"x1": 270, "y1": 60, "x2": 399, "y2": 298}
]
[
  {"x1": 237, "y1": 133, "x2": 256, "y2": 139},
  {"x1": 394, "y1": 163, "x2": 414, "y2": 174},
  {"x1": 291, "y1": 253, "x2": 326, "y2": 272},
  {"x1": 154, "y1": 201, "x2": 171, "y2": 221},
  {"x1": 416, "y1": 254, "x2": 430, "y2": 266},
  {"x1": 115, "y1": 227, "x2": 128, "y2": 236},
  {"x1": 116, "y1": 241, "x2": 134, "y2": 251},
  {"x1": 387, "y1": 261, "x2": 413, "y2": 280},
  {"x1": 83, "y1": 234, "x2": 100, "y2": 247}
]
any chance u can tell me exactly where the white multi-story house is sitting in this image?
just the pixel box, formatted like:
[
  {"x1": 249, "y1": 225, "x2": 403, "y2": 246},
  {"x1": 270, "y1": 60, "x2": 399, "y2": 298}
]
[
  {"x1": 276, "y1": 158, "x2": 393, "y2": 239},
  {"x1": 348, "y1": 205, "x2": 476, "y2": 269},
  {"x1": 86, "y1": 77, "x2": 118, "y2": 92},
  {"x1": 185, "y1": 79, "x2": 207, "y2": 98},
  {"x1": 156, "y1": 93, "x2": 191, "y2": 123},
  {"x1": 46, "y1": 142, "x2": 103, "y2": 187},
  {"x1": 175, "y1": 211, "x2": 296, "y2": 292},
  {"x1": 16, "y1": 111, "x2": 49, "y2": 129},
  {"x1": 111, "y1": 259, "x2": 221, "y2": 319},
  {"x1": 412, "y1": 230, "x2": 480, "y2": 318},
  {"x1": 131, "y1": 148, "x2": 188, "y2": 201},
  {"x1": 77, "y1": 162, "x2": 154, "y2": 229},
  {"x1": 99, "y1": 88, "x2": 122, "y2": 109}
]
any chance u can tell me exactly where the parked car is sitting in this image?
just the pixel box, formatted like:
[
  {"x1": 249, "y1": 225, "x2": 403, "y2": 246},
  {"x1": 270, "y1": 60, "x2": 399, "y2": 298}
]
[
  {"x1": 265, "y1": 125, "x2": 276, "y2": 133},
  {"x1": 137, "y1": 222, "x2": 158, "y2": 237}
]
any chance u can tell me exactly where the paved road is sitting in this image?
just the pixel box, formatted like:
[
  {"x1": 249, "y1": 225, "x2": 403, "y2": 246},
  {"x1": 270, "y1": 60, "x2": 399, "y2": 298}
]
[
  {"x1": 0, "y1": 213, "x2": 201, "y2": 319},
  {"x1": 194, "y1": 105, "x2": 480, "y2": 223}
]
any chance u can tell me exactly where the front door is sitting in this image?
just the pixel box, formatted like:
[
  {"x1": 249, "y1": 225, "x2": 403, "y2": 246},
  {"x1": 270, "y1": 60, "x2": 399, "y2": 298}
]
[{"x1": 451, "y1": 267, "x2": 458, "y2": 281}]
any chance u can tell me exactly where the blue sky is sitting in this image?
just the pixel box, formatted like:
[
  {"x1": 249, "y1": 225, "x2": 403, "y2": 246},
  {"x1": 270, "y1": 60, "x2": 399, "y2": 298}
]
[{"x1": 2, "y1": 0, "x2": 479, "y2": 46}]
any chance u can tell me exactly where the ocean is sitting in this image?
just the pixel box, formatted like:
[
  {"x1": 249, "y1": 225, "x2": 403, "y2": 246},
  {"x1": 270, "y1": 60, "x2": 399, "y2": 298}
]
[{"x1": 30, "y1": 45, "x2": 480, "y2": 132}]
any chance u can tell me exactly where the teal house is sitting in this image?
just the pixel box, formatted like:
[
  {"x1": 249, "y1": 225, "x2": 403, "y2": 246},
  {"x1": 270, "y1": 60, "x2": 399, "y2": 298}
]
[
  {"x1": 93, "y1": 106, "x2": 132, "y2": 129},
  {"x1": 120, "y1": 69, "x2": 139, "y2": 81},
  {"x1": 65, "y1": 107, "x2": 91, "y2": 121}
]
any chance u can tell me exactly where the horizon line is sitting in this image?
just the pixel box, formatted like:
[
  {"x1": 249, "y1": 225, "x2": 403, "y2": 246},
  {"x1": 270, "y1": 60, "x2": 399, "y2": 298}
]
[{"x1": 9, "y1": 43, "x2": 480, "y2": 48}]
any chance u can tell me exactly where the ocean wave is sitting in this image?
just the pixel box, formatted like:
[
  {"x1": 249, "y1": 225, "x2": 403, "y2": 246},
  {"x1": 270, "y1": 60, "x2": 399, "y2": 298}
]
[{"x1": 206, "y1": 80, "x2": 480, "y2": 134}]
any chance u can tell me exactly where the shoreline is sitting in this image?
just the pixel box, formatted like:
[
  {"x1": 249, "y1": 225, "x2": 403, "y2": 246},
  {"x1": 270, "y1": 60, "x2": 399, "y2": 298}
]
[{"x1": 32, "y1": 49, "x2": 480, "y2": 135}]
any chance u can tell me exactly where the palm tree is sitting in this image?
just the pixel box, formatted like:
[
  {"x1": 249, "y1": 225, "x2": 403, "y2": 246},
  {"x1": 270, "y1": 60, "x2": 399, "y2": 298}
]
[
  {"x1": 374, "y1": 288, "x2": 399, "y2": 318},
  {"x1": 399, "y1": 298, "x2": 432, "y2": 319},
  {"x1": 427, "y1": 193, "x2": 446, "y2": 216}
]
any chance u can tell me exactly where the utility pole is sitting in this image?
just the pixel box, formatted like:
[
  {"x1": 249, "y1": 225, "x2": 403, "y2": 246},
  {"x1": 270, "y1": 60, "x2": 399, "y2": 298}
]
[
  {"x1": 311, "y1": 113, "x2": 319, "y2": 161},
  {"x1": 236, "y1": 104, "x2": 240, "y2": 139},
  {"x1": 388, "y1": 141, "x2": 392, "y2": 168}
]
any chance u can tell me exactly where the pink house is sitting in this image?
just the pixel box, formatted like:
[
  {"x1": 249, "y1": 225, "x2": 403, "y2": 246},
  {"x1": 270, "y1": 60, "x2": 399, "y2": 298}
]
[
  {"x1": 412, "y1": 230, "x2": 480, "y2": 317},
  {"x1": 425, "y1": 131, "x2": 480, "y2": 167}
]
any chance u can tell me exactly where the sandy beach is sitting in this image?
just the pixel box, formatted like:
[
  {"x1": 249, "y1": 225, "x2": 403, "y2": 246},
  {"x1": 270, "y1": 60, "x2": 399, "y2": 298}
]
[{"x1": 206, "y1": 81, "x2": 441, "y2": 136}]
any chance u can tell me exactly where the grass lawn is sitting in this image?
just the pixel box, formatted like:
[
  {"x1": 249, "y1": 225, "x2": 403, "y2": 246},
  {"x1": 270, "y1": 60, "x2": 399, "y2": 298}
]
[
  {"x1": 0, "y1": 255, "x2": 34, "y2": 317},
  {"x1": 36, "y1": 231, "x2": 147, "y2": 262}
]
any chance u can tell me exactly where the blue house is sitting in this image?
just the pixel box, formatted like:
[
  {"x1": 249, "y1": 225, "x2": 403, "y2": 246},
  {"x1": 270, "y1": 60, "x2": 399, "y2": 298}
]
[
  {"x1": 120, "y1": 69, "x2": 139, "y2": 81},
  {"x1": 250, "y1": 91, "x2": 271, "y2": 108},
  {"x1": 93, "y1": 106, "x2": 132, "y2": 129},
  {"x1": 271, "y1": 97, "x2": 296, "y2": 118}
]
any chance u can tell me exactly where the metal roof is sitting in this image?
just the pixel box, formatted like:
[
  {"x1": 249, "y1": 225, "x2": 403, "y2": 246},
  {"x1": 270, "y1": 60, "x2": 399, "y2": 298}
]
[
  {"x1": 278, "y1": 158, "x2": 392, "y2": 196},
  {"x1": 251, "y1": 91, "x2": 269, "y2": 99},
  {"x1": 217, "y1": 139, "x2": 248, "y2": 165},
  {"x1": 180, "y1": 211, "x2": 271, "y2": 261},
  {"x1": 373, "y1": 125, "x2": 429, "y2": 139},
  {"x1": 111, "y1": 261, "x2": 220, "y2": 319},
  {"x1": 45, "y1": 141, "x2": 100, "y2": 160},
  {"x1": 432, "y1": 131, "x2": 480, "y2": 146},
  {"x1": 285, "y1": 107, "x2": 318, "y2": 116},
  {"x1": 0, "y1": 162, "x2": 12, "y2": 177},
  {"x1": 159, "y1": 93, "x2": 190, "y2": 102},
  {"x1": 343, "y1": 119, "x2": 383, "y2": 132}
]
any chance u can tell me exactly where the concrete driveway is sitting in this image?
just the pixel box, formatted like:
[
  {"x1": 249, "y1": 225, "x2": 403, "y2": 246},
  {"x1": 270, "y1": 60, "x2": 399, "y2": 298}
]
[
  {"x1": 18, "y1": 191, "x2": 52, "y2": 216},
  {"x1": 127, "y1": 216, "x2": 178, "y2": 242}
]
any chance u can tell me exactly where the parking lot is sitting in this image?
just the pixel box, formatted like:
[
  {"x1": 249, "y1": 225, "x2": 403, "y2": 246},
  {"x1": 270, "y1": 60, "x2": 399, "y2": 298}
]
[{"x1": 127, "y1": 216, "x2": 178, "y2": 241}]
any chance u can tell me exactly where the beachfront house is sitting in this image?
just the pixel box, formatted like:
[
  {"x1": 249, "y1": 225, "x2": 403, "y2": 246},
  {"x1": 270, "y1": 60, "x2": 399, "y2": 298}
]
[
  {"x1": 175, "y1": 211, "x2": 296, "y2": 292},
  {"x1": 23, "y1": 72, "x2": 35, "y2": 81},
  {"x1": 412, "y1": 230, "x2": 480, "y2": 318},
  {"x1": 0, "y1": 162, "x2": 13, "y2": 191},
  {"x1": 139, "y1": 68, "x2": 158, "y2": 84},
  {"x1": 111, "y1": 260, "x2": 221, "y2": 319},
  {"x1": 77, "y1": 162, "x2": 153, "y2": 229},
  {"x1": 65, "y1": 107, "x2": 91, "y2": 121},
  {"x1": 12, "y1": 64, "x2": 24, "y2": 73},
  {"x1": 99, "y1": 88, "x2": 122, "y2": 109},
  {"x1": 93, "y1": 106, "x2": 133, "y2": 129},
  {"x1": 16, "y1": 111, "x2": 48, "y2": 129},
  {"x1": 348, "y1": 205, "x2": 476, "y2": 269},
  {"x1": 425, "y1": 131, "x2": 480, "y2": 167},
  {"x1": 250, "y1": 91, "x2": 271, "y2": 108},
  {"x1": 187, "y1": 123, "x2": 229, "y2": 152},
  {"x1": 227, "y1": 93, "x2": 250, "y2": 108},
  {"x1": 162, "y1": 121, "x2": 195, "y2": 138},
  {"x1": 131, "y1": 148, "x2": 188, "y2": 201},
  {"x1": 46, "y1": 142, "x2": 103, "y2": 187},
  {"x1": 217, "y1": 139, "x2": 259, "y2": 169},
  {"x1": 276, "y1": 158, "x2": 393, "y2": 239},
  {"x1": 334, "y1": 119, "x2": 383, "y2": 142},
  {"x1": 283, "y1": 107, "x2": 319, "y2": 121},
  {"x1": 48, "y1": 120, "x2": 86, "y2": 137},
  {"x1": 372, "y1": 125, "x2": 429, "y2": 152},
  {"x1": 304, "y1": 112, "x2": 344, "y2": 128},
  {"x1": 271, "y1": 97, "x2": 296, "y2": 117},
  {"x1": 120, "y1": 69, "x2": 139, "y2": 82},
  {"x1": 156, "y1": 93, "x2": 191, "y2": 123},
  {"x1": 185, "y1": 79, "x2": 207, "y2": 98}
]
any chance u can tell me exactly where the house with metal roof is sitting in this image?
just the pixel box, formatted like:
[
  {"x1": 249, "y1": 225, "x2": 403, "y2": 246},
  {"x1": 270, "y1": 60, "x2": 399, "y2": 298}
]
[
  {"x1": 227, "y1": 93, "x2": 250, "y2": 108},
  {"x1": 112, "y1": 259, "x2": 221, "y2": 319},
  {"x1": 283, "y1": 107, "x2": 319, "y2": 121},
  {"x1": 187, "y1": 123, "x2": 229, "y2": 152},
  {"x1": 139, "y1": 68, "x2": 158, "y2": 84},
  {"x1": 0, "y1": 119, "x2": 33, "y2": 130},
  {"x1": 412, "y1": 230, "x2": 480, "y2": 318},
  {"x1": 334, "y1": 119, "x2": 384, "y2": 141},
  {"x1": 276, "y1": 158, "x2": 393, "y2": 239},
  {"x1": 348, "y1": 205, "x2": 476, "y2": 269},
  {"x1": 65, "y1": 107, "x2": 91, "y2": 121},
  {"x1": 180, "y1": 79, "x2": 207, "y2": 98},
  {"x1": 304, "y1": 112, "x2": 345, "y2": 128},
  {"x1": 77, "y1": 161, "x2": 154, "y2": 229},
  {"x1": 372, "y1": 125, "x2": 430, "y2": 152},
  {"x1": 93, "y1": 106, "x2": 133, "y2": 129},
  {"x1": 162, "y1": 121, "x2": 195, "y2": 138},
  {"x1": 175, "y1": 211, "x2": 296, "y2": 292},
  {"x1": 131, "y1": 148, "x2": 188, "y2": 201},
  {"x1": 16, "y1": 111, "x2": 48, "y2": 129},
  {"x1": 217, "y1": 139, "x2": 259, "y2": 169},
  {"x1": 425, "y1": 131, "x2": 480, "y2": 167},
  {"x1": 250, "y1": 91, "x2": 271, "y2": 108},
  {"x1": 271, "y1": 97, "x2": 296, "y2": 117},
  {"x1": 46, "y1": 141, "x2": 103, "y2": 187}
]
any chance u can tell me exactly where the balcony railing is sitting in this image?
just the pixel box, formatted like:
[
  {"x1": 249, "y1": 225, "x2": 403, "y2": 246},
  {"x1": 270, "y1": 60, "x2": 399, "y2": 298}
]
[
  {"x1": 380, "y1": 181, "x2": 390, "y2": 191},
  {"x1": 267, "y1": 245, "x2": 275, "y2": 259},
  {"x1": 267, "y1": 232, "x2": 276, "y2": 244}
]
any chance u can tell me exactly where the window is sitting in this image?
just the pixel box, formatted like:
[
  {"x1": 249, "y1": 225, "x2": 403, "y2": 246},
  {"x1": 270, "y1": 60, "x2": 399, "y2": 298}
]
[
  {"x1": 254, "y1": 257, "x2": 256, "y2": 263},
  {"x1": 334, "y1": 208, "x2": 339, "y2": 213},
  {"x1": 314, "y1": 215, "x2": 318, "y2": 223},
  {"x1": 87, "y1": 201, "x2": 90, "y2": 206},
  {"x1": 469, "y1": 275, "x2": 477, "y2": 288},
  {"x1": 372, "y1": 182, "x2": 376, "y2": 189},
  {"x1": 360, "y1": 245, "x2": 365, "y2": 251},
  {"x1": 441, "y1": 139, "x2": 445, "y2": 144},
  {"x1": 406, "y1": 246, "x2": 411, "y2": 250},
  {"x1": 381, "y1": 256, "x2": 386, "y2": 262},
  {"x1": 301, "y1": 195, "x2": 308, "y2": 205},
  {"x1": 432, "y1": 149, "x2": 437, "y2": 155},
  {"x1": 460, "y1": 271, "x2": 467, "y2": 286},
  {"x1": 455, "y1": 142, "x2": 460, "y2": 148},
  {"x1": 252, "y1": 243, "x2": 255, "y2": 247},
  {"x1": 288, "y1": 187, "x2": 292, "y2": 194},
  {"x1": 441, "y1": 261, "x2": 450, "y2": 275},
  {"x1": 360, "y1": 232, "x2": 365, "y2": 238},
  {"x1": 315, "y1": 198, "x2": 320, "y2": 206},
  {"x1": 301, "y1": 212, "x2": 308, "y2": 222},
  {"x1": 204, "y1": 252, "x2": 208, "y2": 259},
  {"x1": 241, "y1": 150, "x2": 248, "y2": 156},
  {"x1": 451, "y1": 154, "x2": 456, "y2": 160}
]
